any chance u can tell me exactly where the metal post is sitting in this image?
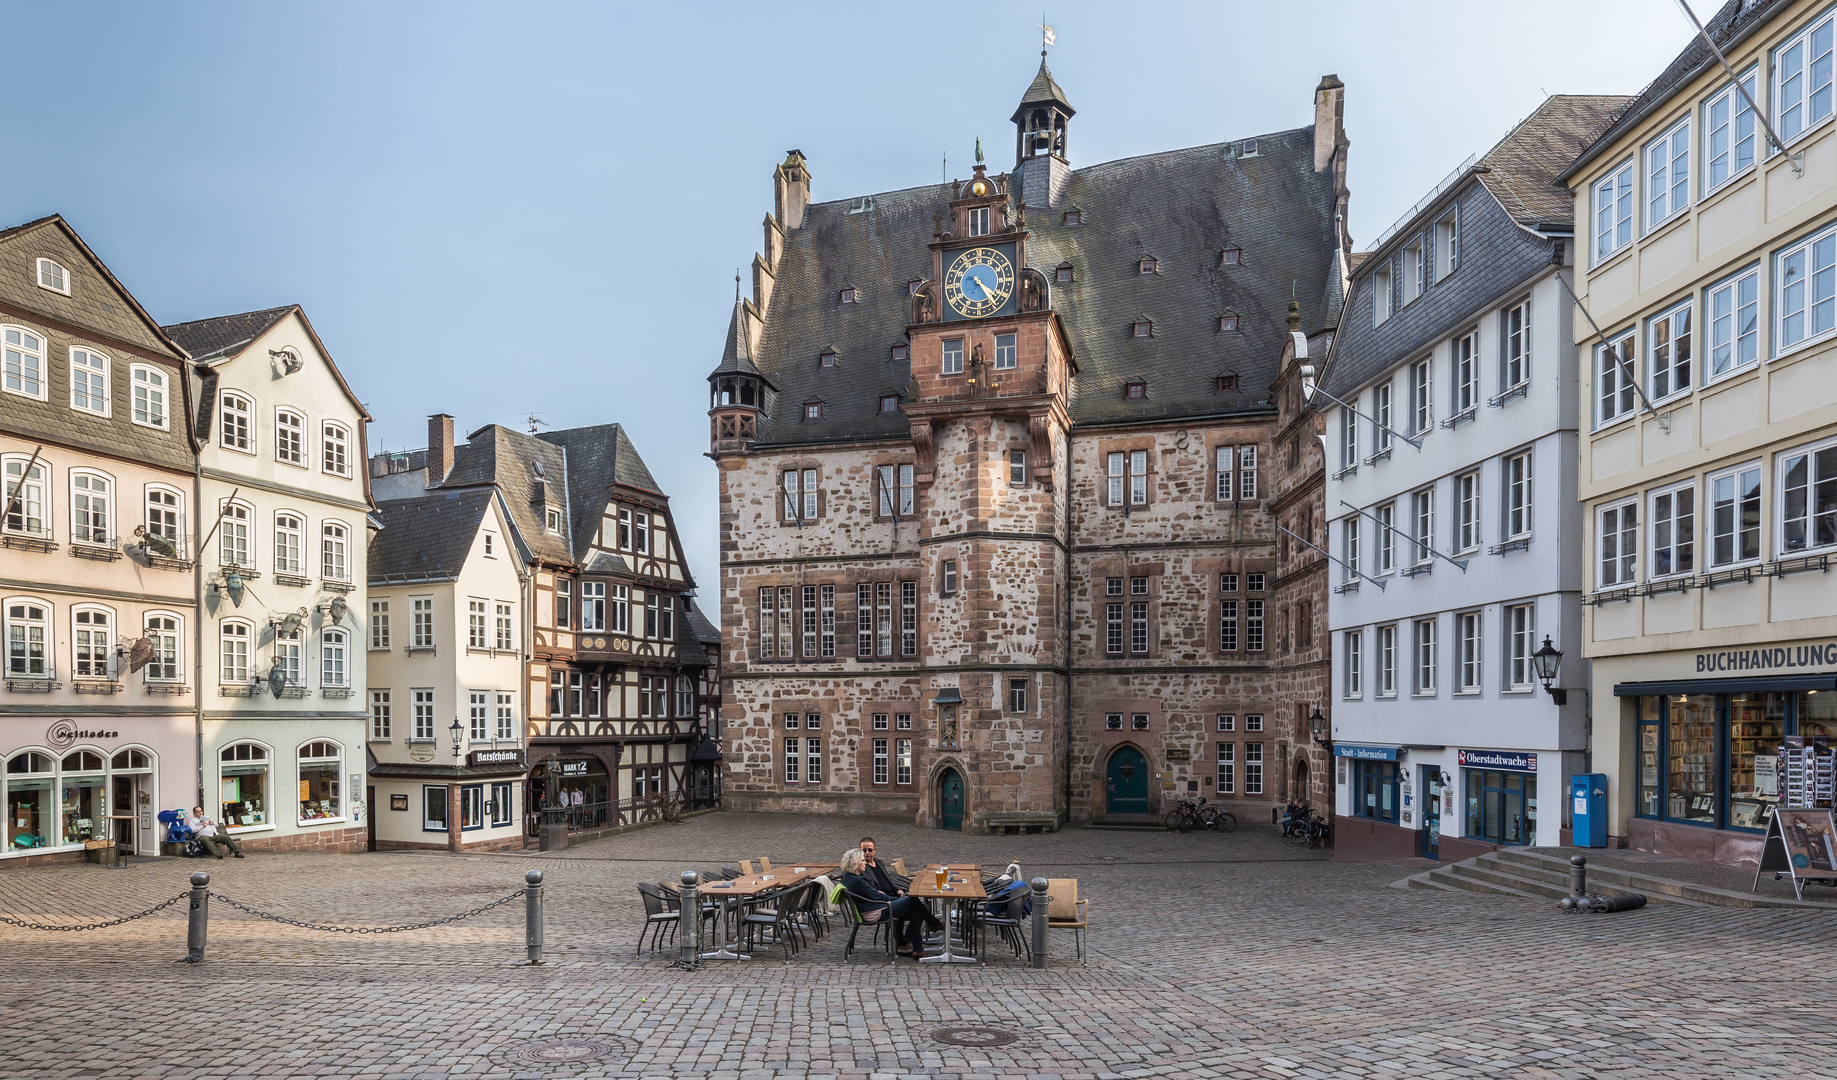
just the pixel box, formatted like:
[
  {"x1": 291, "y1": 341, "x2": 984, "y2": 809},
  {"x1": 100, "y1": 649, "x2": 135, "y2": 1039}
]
[
  {"x1": 1029, "y1": 877, "x2": 1049, "y2": 969},
  {"x1": 525, "y1": 869, "x2": 544, "y2": 965},
  {"x1": 182, "y1": 871, "x2": 209, "y2": 964},
  {"x1": 679, "y1": 870, "x2": 700, "y2": 966},
  {"x1": 1569, "y1": 855, "x2": 1587, "y2": 898}
]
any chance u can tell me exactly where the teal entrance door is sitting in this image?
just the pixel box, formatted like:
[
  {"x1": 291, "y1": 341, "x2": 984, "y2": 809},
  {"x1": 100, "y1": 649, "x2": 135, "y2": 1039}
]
[
  {"x1": 939, "y1": 769, "x2": 965, "y2": 830},
  {"x1": 1106, "y1": 746, "x2": 1149, "y2": 814}
]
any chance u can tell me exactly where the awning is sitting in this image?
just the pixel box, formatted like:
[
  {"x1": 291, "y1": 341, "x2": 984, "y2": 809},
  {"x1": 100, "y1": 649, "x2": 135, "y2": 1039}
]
[{"x1": 1612, "y1": 673, "x2": 1837, "y2": 697}]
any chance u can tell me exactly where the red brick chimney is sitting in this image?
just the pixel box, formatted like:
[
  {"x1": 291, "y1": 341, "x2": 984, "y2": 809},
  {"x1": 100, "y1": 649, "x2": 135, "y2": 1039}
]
[{"x1": 427, "y1": 413, "x2": 454, "y2": 485}]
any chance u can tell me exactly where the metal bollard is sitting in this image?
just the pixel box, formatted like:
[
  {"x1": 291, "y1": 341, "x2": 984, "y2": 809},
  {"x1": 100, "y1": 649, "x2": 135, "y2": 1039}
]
[
  {"x1": 1029, "y1": 877, "x2": 1049, "y2": 969},
  {"x1": 1570, "y1": 855, "x2": 1587, "y2": 897},
  {"x1": 525, "y1": 870, "x2": 544, "y2": 965},
  {"x1": 181, "y1": 871, "x2": 209, "y2": 964},
  {"x1": 679, "y1": 870, "x2": 700, "y2": 965}
]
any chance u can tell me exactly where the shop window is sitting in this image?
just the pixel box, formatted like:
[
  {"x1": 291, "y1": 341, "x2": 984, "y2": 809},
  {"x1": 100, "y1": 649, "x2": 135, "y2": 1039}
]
[
  {"x1": 1465, "y1": 768, "x2": 1536, "y2": 845},
  {"x1": 1354, "y1": 760, "x2": 1398, "y2": 822},
  {"x1": 59, "y1": 750, "x2": 105, "y2": 847},
  {"x1": 1666, "y1": 694, "x2": 1718, "y2": 823},
  {"x1": 460, "y1": 785, "x2": 484, "y2": 830},
  {"x1": 5, "y1": 751, "x2": 54, "y2": 852},
  {"x1": 490, "y1": 782, "x2": 513, "y2": 827},
  {"x1": 1728, "y1": 693, "x2": 1786, "y2": 829},
  {"x1": 424, "y1": 785, "x2": 448, "y2": 832},
  {"x1": 218, "y1": 742, "x2": 270, "y2": 830}
]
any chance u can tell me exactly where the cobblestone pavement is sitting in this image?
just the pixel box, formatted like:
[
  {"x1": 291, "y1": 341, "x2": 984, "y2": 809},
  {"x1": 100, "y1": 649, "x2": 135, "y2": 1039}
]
[{"x1": 3, "y1": 812, "x2": 1835, "y2": 1079}]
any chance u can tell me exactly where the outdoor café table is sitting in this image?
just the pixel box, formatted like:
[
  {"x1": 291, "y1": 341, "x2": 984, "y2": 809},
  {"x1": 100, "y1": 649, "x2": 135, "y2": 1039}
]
[
  {"x1": 910, "y1": 864, "x2": 984, "y2": 965},
  {"x1": 697, "y1": 864, "x2": 835, "y2": 960}
]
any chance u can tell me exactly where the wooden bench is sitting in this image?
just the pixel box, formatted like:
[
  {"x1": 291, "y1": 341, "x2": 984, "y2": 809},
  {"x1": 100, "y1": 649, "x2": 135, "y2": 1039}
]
[{"x1": 982, "y1": 811, "x2": 1063, "y2": 835}]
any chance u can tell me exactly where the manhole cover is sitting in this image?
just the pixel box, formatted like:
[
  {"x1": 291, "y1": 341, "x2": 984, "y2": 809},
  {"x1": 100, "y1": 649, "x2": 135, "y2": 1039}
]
[
  {"x1": 931, "y1": 1026, "x2": 1020, "y2": 1048},
  {"x1": 517, "y1": 1038, "x2": 630, "y2": 1063}
]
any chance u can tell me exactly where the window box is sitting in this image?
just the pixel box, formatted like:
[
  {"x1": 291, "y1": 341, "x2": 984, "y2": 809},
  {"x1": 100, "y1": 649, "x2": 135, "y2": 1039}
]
[
  {"x1": 1439, "y1": 406, "x2": 1476, "y2": 430},
  {"x1": 72, "y1": 681, "x2": 123, "y2": 695},
  {"x1": 1697, "y1": 566, "x2": 1757, "y2": 590},
  {"x1": 144, "y1": 683, "x2": 189, "y2": 695},
  {"x1": 1, "y1": 535, "x2": 57, "y2": 554},
  {"x1": 1773, "y1": 553, "x2": 1833, "y2": 577},
  {"x1": 322, "y1": 580, "x2": 355, "y2": 594},
  {"x1": 1488, "y1": 537, "x2": 1531, "y2": 556},
  {"x1": 273, "y1": 572, "x2": 312, "y2": 589},
  {"x1": 5, "y1": 679, "x2": 60, "y2": 692},
  {"x1": 1486, "y1": 383, "x2": 1528, "y2": 409}
]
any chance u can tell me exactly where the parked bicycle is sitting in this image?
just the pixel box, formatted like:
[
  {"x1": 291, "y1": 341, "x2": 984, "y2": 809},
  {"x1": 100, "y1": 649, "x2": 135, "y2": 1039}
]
[
  {"x1": 1305, "y1": 814, "x2": 1331, "y2": 849},
  {"x1": 1280, "y1": 802, "x2": 1316, "y2": 844},
  {"x1": 1163, "y1": 797, "x2": 1235, "y2": 833}
]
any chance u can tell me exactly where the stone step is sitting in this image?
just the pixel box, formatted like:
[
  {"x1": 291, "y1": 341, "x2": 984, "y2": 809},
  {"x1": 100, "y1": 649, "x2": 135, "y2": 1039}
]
[
  {"x1": 1420, "y1": 863, "x2": 1542, "y2": 901},
  {"x1": 1444, "y1": 858, "x2": 1577, "y2": 900},
  {"x1": 1490, "y1": 847, "x2": 1837, "y2": 911},
  {"x1": 1083, "y1": 816, "x2": 1165, "y2": 832}
]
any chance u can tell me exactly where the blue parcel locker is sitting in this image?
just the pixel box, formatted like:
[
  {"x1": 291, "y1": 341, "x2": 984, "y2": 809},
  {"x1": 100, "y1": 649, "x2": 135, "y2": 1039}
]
[{"x1": 1571, "y1": 772, "x2": 1607, "y2": 848}]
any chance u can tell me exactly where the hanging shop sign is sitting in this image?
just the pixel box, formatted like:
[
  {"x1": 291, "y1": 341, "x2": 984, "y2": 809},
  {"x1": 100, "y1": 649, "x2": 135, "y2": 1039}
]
[
  {"x1": 467, "y1": 748, "x2": 526, "y2": 768},
  {"x1": 1458, "y1": 749, "x2": 1537, "y2": 772}
]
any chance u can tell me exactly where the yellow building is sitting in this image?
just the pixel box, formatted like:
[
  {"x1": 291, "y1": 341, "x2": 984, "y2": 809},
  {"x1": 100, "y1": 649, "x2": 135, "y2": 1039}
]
[{"x1": 1562, "y1": 0, "x2": 1837, "y2": 864}]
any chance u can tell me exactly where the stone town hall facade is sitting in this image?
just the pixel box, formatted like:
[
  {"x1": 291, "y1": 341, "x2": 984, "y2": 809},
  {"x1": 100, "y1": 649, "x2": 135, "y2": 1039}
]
[{"x1": 709, "y1": 59, "x2": 1350, "y2": 831}]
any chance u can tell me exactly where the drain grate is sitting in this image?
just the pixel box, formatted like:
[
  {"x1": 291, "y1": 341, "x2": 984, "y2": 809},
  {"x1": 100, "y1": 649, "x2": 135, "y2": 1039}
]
[
  {"x1": 930, "y1": 1026, "x2": 1021, "y2": 1048},
  {"x1": 516, "y1": 1036, "x2": 635, "y2": 1063}
]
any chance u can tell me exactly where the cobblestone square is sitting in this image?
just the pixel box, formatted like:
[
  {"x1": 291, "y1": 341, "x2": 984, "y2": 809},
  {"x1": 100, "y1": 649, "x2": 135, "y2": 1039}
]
[{"x1": 3, "y1": 812, "x2": 1834, "y2": 1079}]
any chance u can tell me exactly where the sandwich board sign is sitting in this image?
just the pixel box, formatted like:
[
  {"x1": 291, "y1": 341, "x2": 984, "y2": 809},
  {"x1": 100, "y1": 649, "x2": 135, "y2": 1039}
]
[{"x1": 1754, "y1": 808, "x2": 1837, "y2": 900}]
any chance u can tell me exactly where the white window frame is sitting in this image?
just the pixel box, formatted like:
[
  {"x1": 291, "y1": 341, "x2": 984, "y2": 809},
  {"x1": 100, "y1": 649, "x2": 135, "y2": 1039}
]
[
  {"x1": 296, "y1": 740, "x2": 344, "y2": 824},
  {"x1": 545, "y1": 507, "x2": 563, "y2": 535},
  {"x1": 1707, "y1": 264, "x2": 1762, "y2": 382},
  {"x1": 68, "y1": 469, "x2": 112, "y2": 547},
  {"x1": 1413, "y1": 618, "x2": 1437, "y2": 696},
  {"x1": 1411, "y1": 358, "x2": 1431, "y2": 434},
  {"x1": 496, "y1": 602, "x2": 514, "y2": 651},
  {"x1": 1597, "y1": 496, "x2": 1640, "y2": 589},
  {"x1": 4, "y1": 598, "x2": 52, "y2": 679},
  {"x1": 2, "y1": 324, "x2": 47, "y2": 401},
  {"x1": 130, "y1": 365, "x2": 168, "y2": 430},
  {"x1": 1648, "y1": 297, "x2": 1695, "y2": 402},
  {"x1": 71, "y1": 604, "x2": 113, "y2": 680},
  {"x1": 1342, "y1": 516, "x2": 1360, "y2": 581},
  {"x1": 321, "y1": 628, "x2": 348, "y2": 688},
  {"x1": 1373, "y1": 383, "x2": 1393, "y2": 451},
  {"x1": 1411, "y1": 488, "x2": 1434, "y2": 566},
  {"x1": 275, "y1": 408, "x2": 306, "y2": 467},
  {"x1": 783, "y1": 468, "x2": 817, "y2": 521},
  {"x1": 1456, "y1": 611, "x2": 1482, "y2": 695},
  {"x1": 579, "y1": 583, "x2": 605, "y2": 632},
  {"x1": 1344, "y1": 629, "x2": 1362, "y2": 698},
  {"x1": 1454, "y1": 329, "x2": 1480, "y2": 413},
  {"x1": 1703, "y1": 66, "x2": 1759, "y2": 195},
  {"x1": 496, "y1": 691, "x2": 515, "y2": 739},
  {"x1": 1436, "y1": 208, "x2": 1459, "y2": 279},
  {"x1": 1372, "y1": 263, "x2": 1393, "y2": 325},
  {"x1": 1645, "y1": 115, "x2": 1691, "y2": 231},
  {"x1": 219, "y1": 391, "x2": 253, "y2": 453},
  {"x1": 1709, "y1": 461, "x2": 1764, "y2": 568},
  {"x1": 272, "y1": 626, "x2": 302, "y2": 687},
  {"x1": 1340, "y1": 406, "x2": 1358, "y2": 470},
  {"x1": 942, "y1": 338, "x2": 965, "y2": 375},
  {"x1": 143, "y1": 611, "x2": 182, "y2": 683},
  {"x1": 1456, "y1": 470, "x2": 1480, "y2": 553},
  {"x1": 273, "y1": 511, "x2": 303, "y2": 575},
  {"x1": 994, "y1": 332, "x2": 1017, "y2": 370},
  {"x1": 1502, "y1": 298, "x2": 1531, "y2": 391},
  {"x1": 1781, "y1": 435, "x2": 1837, "y2": 556},
  {"x1": 410, "y1": 596, "x2": 435, "y2": 649},
  {"x1": 1008, "y1": 450, "x2": 1027, "y2": 486},
  {"x1": 1377, "y1": 503, "x2": 1396, "y2": 574},
  {"x1": 1504, "y1": 450, "x2": 1533, "y2": 541},
  {"x1": 2, "y1": 455, "x2": 48, "y2": 538},
  {"x1": 468, "y1": 598, "x2": 489, "y2": 647},
  {"x1": 321, "y1": 521, "x2": 349, "y2": 582},
  {"x1": 1506, "y1": 604, "x2": 1536, "y2": 692},
  {"x1": 1216, "y1": 742, "x2": 1235, "y2": 794},
  {"x1": 1650, "y1": 479, "x2": 1697, "y2": 579},
  {"x1": 1775, "y1": 220, "x2": 1837, "y2": 356},
  {"x1": 1596, "y1": 329, "x2": 1637, "y2": 428},
  {"x1": 218, "y1": 500, "x2": 252, "y2": 569},
  {"x1": 322, "y1": 422, "x2": 352, "y2": 477},
  {"x1": 1402, "y1": 238, "x2": 1425, "y2": 305},
  {"x1": 219, "y1": 619, "x2": 252, "y2": 684},
  {"x1": 144, "y1": 485, "x2": 184, "y2": 558},
  {"x1": 1243, "y1": 742, "x2": 1264, "y2": 796},
  {"x1": 412, "y1": 689, "x2": 436, "y2": 740},
  {"x1": 1593, "y1": 159, "x2": 1634, "y2": 265},
  {"x1": 1775, "y1": 10, "x2": 1837, "y2": 144},
  {"x1": 35, "y1": 258, "x2": 70, "y2": 295},
  {"x1": 1377, "y1": 624, "x2": 1397, "y2": 698},
  {"x1": 69, "y1": 347, "x2": 109, "y2": 417},
  {"x1": 469, "y1": 689, "x2": 489, "y2": 741},
  {"x1": 369, "y1": 599, "x2": 390, "y2": 650},
  {"x1": 370, "y1": 689, "x2": 392, "y2": 740}
]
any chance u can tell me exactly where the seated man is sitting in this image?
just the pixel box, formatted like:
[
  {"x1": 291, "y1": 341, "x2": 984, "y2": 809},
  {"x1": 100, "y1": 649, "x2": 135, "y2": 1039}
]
[
  {"x1": 857, "y1": 837, "x2": 904, "y2": 896},
  {"x1": 186, "y1": 806, "x2": 244, "y2": 859},
  {"x1": 839, "y1": 848, "x2": 940, "y2": 957}
]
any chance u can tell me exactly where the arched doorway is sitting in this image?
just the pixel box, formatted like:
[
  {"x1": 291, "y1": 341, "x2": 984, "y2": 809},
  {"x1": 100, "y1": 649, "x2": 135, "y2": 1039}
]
[
  {"x1": 1294, "y1": 757, "x2": 1311, "y2": 808},
  {"x1": 938, "y1": 768, "x2": 965, "y2": 830},
  {"x1": 1105, "y1": 746, "x2": 1149, "y2": 814}
]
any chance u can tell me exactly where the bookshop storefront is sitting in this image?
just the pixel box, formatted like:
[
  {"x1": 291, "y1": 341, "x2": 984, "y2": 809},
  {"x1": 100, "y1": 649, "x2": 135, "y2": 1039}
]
[{"x1": 1610, "y1": 647, "x2": 1837, "y2": 866}]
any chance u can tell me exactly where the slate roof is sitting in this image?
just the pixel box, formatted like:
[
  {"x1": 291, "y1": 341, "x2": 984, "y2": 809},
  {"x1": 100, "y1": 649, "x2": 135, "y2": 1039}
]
[
  {"x1": 675, "y1": 608, "x2": 710, "y2": 667},
  {"x1": 538, "y1": 423, "x2": 662, "y2": 559},
  {"x1": 163, "y1": 306, "x2": 293, "y2": 362},
  {"x1": 686, "y1": 600, "x2": 721, "y2": 645},
  {"x1": 441, "y1": 424, "x2": 574, "y2": 566},
  {"x1": 748, "y1": 124, "x2": 1344, "y2": 443},
  {"x1": 1014, "y1": 57, "x2": 1073, "y2": 114},
  {"x1": 367, "y1": 489, "x2": 493, "y2": 583},
  {"x1": 0, "y1": 215, "x2": 187, "y2": 359},
  {"x1": 712, "y1": 297, "x2": 770, "y2": 381},
  {"x1": 1560, "y1": 0, "x2": 1787, "y2": 182},
  {"x1": 1478, "y1": 95, "x2": 1637, "y2": 229}
]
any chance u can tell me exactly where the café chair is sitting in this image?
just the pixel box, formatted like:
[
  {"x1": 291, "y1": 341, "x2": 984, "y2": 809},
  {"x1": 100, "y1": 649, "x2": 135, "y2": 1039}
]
[
  {"x1": 833, "y1": 886, "x2": 895, "y2": 963},
  {"x1": 720, "y1": 867, "x2": 743, "y2": 879},
  {"x1": 740, "y1": 883, "x2": 804, "y2": 960},
  {"x1": 757, "y1": 857, "x2": 773, "y2": 871},
  {"x1": 738, "y1": 859, "x2": 755, "y2": 875},
  {"x1": 634, "y1": 883, "x2": 681, "y2": 955},
  {"x1": 1046, "y1": 878, "x2": 1088, "y2": 965}
]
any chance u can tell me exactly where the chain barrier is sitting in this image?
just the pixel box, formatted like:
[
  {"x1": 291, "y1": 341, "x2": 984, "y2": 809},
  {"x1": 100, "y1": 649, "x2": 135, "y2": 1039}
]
[
  {"x1": 0, "y1": 891, "x2": 190, "y2": 933},
  {"x1": 206, "y1": 888, "x2": 527, "y2": 934}
]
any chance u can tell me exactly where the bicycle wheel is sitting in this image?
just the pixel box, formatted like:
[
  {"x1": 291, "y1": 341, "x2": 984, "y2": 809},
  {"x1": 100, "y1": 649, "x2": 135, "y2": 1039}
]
[
  {"x1": 1197, "y1": 808, "x2": 1220, "y2": 831},
  {"x1": 1216, "y1": 811, "x2": 1237, "y2": 833},
  {"x1": 1163, "y1": 810, "x2": 1184, "y2": 832},
  {"x1": 1289, "y1": 822, "x2": 1311, "y2": 845}
]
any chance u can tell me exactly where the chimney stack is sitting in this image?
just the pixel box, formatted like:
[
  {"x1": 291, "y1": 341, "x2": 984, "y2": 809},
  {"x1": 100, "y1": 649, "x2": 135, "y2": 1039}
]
[{"x1": 427, "y1": 413, "x2": 454, "y2": 485}]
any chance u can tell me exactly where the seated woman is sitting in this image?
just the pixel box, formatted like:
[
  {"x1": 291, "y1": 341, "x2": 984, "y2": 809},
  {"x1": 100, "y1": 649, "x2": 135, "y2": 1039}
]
[{"x1": 839, "y1": 847, "x2": 941, "y2": 957}]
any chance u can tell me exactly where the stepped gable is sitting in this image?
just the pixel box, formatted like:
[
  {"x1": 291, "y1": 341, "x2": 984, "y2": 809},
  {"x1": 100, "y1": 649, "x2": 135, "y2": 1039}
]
[{"x1": 752, "y1": 126, "x2": 1343, "y2": 444}]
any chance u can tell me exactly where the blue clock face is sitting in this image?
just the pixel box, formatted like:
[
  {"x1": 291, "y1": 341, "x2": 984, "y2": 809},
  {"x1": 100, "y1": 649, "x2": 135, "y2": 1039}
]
[
  {"x1": 961, "y1": 264, "x2": 999, "y2": 301},
  {"x1": 943, "y1": 246, "x2": 1016, "y2": 318}
]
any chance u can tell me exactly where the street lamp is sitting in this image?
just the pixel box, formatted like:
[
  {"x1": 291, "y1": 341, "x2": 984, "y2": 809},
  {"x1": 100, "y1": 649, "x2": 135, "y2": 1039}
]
[
  {"x1": 1531, "y1": 636, "x2": 1566, "y2": 705},
  {"x1": 1309, "y1": 707, "x2": 1331, "y2": 747},
  {"x1": 450, "y1": 717, "x2": 465, "y2": 762}
]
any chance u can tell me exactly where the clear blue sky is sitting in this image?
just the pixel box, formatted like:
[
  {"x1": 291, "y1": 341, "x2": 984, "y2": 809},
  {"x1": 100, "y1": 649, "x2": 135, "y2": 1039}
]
[{"x1": 3, "y1": 1, "x2": 1700, "y2": 596}]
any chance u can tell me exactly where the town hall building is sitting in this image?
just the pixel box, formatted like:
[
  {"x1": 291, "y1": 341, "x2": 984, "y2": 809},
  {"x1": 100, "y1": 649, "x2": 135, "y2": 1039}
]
[{"x1": 708, "y1": 58, "x2": 1352, "y2": 830}]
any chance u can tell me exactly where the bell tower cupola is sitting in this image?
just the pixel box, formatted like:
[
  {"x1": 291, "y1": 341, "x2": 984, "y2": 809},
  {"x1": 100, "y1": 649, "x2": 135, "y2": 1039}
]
[
  {"x1": 1012, "y1": 56, "x2": 1074, "y2": 210},
  {"x1": 708, "y1": 286, "x2": 775, "y2": 459}
]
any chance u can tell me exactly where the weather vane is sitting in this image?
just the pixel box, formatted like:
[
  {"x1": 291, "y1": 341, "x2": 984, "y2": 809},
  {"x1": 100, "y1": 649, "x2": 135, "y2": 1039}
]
[{"x1": 1040, "y1": 16, "x2": 1055, "y2": 56}]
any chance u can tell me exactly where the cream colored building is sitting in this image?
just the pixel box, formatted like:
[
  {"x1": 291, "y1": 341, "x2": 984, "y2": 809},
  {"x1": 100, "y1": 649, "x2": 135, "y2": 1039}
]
[
  {"x1": 0, "y1": 216, "x2": 196, "y2": 864},
  {"x1": 165, "y1": 306, "x2": 373, "y2": 854},
  {"x1": 365, "y1": 486, "x2": 529, "y2": 851},
  {"x1": 1562, "y1": 0, "x2": 1837, "y2": 864}
]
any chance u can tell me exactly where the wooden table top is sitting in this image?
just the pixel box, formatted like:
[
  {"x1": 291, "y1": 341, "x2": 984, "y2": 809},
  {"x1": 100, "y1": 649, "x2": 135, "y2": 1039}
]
[
  {"x1": 700, "y1": 864, "x2": 836, "y2": 897},
  {"x1": 908, "y1": 867, "x2": 986, "y2": 900}
]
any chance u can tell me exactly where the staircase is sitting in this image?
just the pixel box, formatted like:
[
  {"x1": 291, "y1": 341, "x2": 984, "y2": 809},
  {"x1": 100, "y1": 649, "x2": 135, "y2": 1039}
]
[{"x1": 1395, "y1": 847, "x2": 1837, "y2": 910}]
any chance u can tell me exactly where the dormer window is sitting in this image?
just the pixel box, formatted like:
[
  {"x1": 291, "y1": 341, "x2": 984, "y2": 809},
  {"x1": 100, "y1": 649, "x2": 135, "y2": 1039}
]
[
  {"x1": 890, "y1": 345, "x2": 909, "y2": 362},
  {"x1": 1126, "y1": 381, "x2": 1147, "y2": 400},
  {"x1": 1063, "y1": 209, "x2": 1083, "y2": 226},
  {"x1": 1218, "y1": 315, "x2": 1239, "y2": 332},
  {"x1": 35, "y1": 259, "x2": 69, "y2": 295},
  {"x1": 1221, "y1": 248, "x2": 1241, "y2": 267},
  {"x1": 1217, "y1": 374, "x2": 1239, "y2": 392},
  {"x1": 1055, "y1": 264, "x2": 1074, "y2": 284},
  {"x1": 803, "y1": 401, "x2": 823, "y2": 421},
  {"x1": 839, "y1": 287, "x2": 858, "y2": 304},
  {"x1": 967, "y1": 207, "x2": 990, "y2": 236},
  {"x1": 880, "y1": 395, "x2": 900, "y2": 413},
  {"x1": 1138, "y1": 258, "x2": 1158, "y2": 275},
  {"x1": 1132, "y1": 321, "x2": 1153, "y2": 338},
  {"x1": 819, "y1": 350, "x2": 837, "y2": 368},
  {"x1": 1240, "y1": 138, "x2": 1259, "y2": 157}
]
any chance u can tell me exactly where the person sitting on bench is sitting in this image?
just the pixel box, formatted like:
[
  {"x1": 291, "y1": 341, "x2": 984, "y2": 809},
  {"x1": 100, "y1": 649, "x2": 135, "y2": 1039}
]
[{"x1": 186, "y1": 806, "x2": 244, "y2": 859}]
